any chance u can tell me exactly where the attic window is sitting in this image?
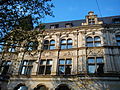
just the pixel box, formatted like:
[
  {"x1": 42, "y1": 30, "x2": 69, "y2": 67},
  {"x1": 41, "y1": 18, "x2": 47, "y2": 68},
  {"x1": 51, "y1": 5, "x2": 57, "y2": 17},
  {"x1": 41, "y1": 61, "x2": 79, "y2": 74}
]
[
  {"x1": 65, "y1": 23, "x2": 73, "y2": 28},
  {"x1": 113, "y1": 18, "x2": 120, "y2": 24},
  {"x1": 88, "y1": 18, "x2": 95, "y2": 25},
  {"x1": 50, "y1": 24, "x2": 59, "y2": 29}
]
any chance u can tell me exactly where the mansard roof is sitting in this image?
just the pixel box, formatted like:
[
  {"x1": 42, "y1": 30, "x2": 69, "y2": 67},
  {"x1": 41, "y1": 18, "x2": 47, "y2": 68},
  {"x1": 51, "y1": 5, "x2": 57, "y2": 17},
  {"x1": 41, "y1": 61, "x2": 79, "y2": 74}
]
[{"x1": 44, "y1": 15, "x2": 120, "y2": 29}]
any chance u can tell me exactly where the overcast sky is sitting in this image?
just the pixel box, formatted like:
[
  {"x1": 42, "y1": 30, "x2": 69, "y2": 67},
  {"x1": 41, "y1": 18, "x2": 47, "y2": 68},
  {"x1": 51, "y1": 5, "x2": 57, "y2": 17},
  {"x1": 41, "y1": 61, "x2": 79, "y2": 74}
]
[{"x1": 42, "y1": 0, "x2": 120, "y2": 23}]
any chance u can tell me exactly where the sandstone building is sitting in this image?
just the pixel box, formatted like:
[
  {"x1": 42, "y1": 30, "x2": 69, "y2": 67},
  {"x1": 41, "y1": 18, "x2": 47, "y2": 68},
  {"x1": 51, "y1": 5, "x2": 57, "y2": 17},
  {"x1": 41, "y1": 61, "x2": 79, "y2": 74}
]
[{"x1": 0, "y1": 11, "x2": 120, "y2": 90}]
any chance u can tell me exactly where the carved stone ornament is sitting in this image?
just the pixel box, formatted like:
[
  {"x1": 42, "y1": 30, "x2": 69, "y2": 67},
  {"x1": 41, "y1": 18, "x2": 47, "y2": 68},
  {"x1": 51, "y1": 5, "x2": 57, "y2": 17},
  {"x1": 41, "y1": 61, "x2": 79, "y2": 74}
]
[{"x1": 87, "y1": 48, "x2": 103, "y2": 56}]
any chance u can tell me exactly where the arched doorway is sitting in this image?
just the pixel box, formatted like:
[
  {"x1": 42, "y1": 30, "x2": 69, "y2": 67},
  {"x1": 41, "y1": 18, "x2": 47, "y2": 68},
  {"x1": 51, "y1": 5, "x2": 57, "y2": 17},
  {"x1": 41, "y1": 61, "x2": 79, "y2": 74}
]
[
  {"x1": 55, "y1": 84, "x2": 70, "y2": 90},
  {"x1": 34, "y1": 85, "x2": 48, "y2": 90},
  {"x1": 14, "y1": 83, "x2": 28, "y2": 90}
]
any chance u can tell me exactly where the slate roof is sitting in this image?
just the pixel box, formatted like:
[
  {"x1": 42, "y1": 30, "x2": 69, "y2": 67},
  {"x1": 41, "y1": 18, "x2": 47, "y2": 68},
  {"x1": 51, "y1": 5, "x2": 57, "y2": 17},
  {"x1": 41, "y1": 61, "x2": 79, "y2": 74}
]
[{"x1": 44, "y1": 15, "x2": 120, "y2": 29}]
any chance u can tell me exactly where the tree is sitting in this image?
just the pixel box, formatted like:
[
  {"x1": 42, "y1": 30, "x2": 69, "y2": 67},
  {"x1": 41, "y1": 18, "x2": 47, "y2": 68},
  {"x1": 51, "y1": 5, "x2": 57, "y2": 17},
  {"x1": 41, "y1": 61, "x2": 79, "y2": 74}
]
[{"x1": 0, "y1": 0, "x2": 54, "y2": 40}]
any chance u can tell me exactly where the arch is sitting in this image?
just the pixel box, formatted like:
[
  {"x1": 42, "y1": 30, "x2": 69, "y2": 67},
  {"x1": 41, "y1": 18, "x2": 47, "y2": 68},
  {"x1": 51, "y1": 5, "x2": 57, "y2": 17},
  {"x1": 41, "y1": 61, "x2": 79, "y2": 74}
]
[
  {"x1": 94, "y1": 36, "x2": 101, "y2": 41},
  {"x1": 50, "y1": 40, "x2": 55, "y2": 44},
  {"x1": 14, "y1": 83, "x2": 28, "y2": 90},
  {"x1": 34, "y1": 84, "x2": 48, "y2": 90},
  {"x1": 86, "y1": 36, "x2": 93, "y2": 42},
  {"x1": 55, "y1": 84, "x2": 70, "y2": 90}
]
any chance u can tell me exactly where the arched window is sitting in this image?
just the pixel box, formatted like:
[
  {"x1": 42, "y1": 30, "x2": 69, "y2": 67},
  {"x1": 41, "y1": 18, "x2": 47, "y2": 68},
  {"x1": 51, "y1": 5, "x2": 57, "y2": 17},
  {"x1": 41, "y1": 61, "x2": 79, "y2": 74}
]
[
  {"x1": 60, "y1": 39, "x2": 72, "y2": 49},
  {"x1": 14, "y1": 84, "x2": 28, "y2": 90},
  {"x1": 60, "y1": 39, "x2": 67, "y2": 49},
  {"x1": 86, "y1": 37, "x2": 93, "y2": 47},
  {"x1": 44, "y1": 40, "x2": 49, "y2": 50},
  {"x1": 86, "y1": 36, "x2": 101, "y2": 47},
  {"x1": 55, "y1": 84, "x2": 70, "y2": 90},
  {"x1": 67, "y1": 39, "x2": 72, "y2": 49},
  {"x1": 34, "y1": 85, "x2": 47, "y2": 90},
  {"x1": 43, "y1": 40, "x2": 55, "y2": 50},
  {"x1": 50, "y1": 40, "x2": 55, "y2": 50},
  {"x1": 116, "y1": 35, "x2": 120, "y2": 46},
  {"x1": 94, "y1": 36, "x2": 101, "y2": 47},
  {"x1": 26, "y1": 41, "x2": 38, "y2": 51}
]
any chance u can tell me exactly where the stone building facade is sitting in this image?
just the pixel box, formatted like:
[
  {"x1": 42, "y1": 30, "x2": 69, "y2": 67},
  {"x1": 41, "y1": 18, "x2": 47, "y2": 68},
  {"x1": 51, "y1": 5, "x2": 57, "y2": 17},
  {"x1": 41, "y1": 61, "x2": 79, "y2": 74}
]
[{"x1": 0, "y1": 11, "x2": 120, "y2": 90}]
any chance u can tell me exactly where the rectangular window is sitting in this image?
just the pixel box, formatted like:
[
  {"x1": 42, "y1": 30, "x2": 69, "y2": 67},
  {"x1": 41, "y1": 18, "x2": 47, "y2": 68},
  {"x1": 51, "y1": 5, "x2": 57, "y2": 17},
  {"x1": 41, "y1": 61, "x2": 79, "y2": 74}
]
[
  {"x1": 88, "y1": 57, "x2": 104, "y2": 74},
  {"x1": 19, "y1": 60, "x2": 34, "y2": 75},
  {"x1": 38, "y1": 59, "x2": 52, "y2": 75},
  {"x1": 0, "y1": 61, "x2": 12, "y2": 75},
  {"x1": 88, "y1": 18, "x2": 95, "y2": 25},
  {"x1": 58, "y1": 59, "x2": 72, "y2": 75}
]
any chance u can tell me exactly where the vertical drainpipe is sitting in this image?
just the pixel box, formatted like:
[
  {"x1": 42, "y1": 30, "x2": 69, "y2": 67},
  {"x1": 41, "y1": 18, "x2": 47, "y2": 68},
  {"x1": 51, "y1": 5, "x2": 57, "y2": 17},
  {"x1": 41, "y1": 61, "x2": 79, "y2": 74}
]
[{"x1": 77, "y1": 30, "x2": 79, "y2": 75}]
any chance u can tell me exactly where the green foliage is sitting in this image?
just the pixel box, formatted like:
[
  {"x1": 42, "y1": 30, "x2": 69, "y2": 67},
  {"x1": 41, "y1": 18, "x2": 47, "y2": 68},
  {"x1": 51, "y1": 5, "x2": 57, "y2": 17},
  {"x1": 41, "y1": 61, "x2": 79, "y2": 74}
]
[{"x1": 0, "y1": 0, "x2": 54, "y2": 40}]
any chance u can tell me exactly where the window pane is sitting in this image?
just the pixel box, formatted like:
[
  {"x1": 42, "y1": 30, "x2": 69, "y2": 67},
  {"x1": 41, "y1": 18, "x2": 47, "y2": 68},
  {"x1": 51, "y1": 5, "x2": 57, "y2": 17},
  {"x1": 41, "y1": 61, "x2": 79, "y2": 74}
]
[
  {"x1": 66, "y1": 59, "x2": 72, "y2": 64},
  {"x1": 6, "y1": 61, "x2": 12, "y2": 65},
  {"x1": 95, "y1": 42, "x2": 101, "y2": 47},
  {"x1": 61, "y1": 40, "x2": 66, "y2": 44},
  {"x1": 21, "y1": 67, "x2": 26, "y2": 74},
  {"x1": 44, "y1": 45, "x2": 49, "y2": 50},
  {"x1": 47, "y1": 60, "x2": 52, "y2": 65},
  {"x1": 59, "y1": 59, "x2": 65, "y2": 64},
  {"x1": 117, "y1": 42, "x2": 120, "y2": 46},
  {"x1": 96, "y1": 57, "x2": 103, "y2": 63},
  {"x1": 87, "y1": 42, "x2": 93, "y2": 47},
  {"x1": 59, "y1": 66, "x2": 65, "y2": 74},
  {"x1": 18, "y1": 86, "x2": 28, "y2": 90},
  {"x1": 86, "y1": 37, "x2": 93, "y2": 42},
  {"x1": 67, "y1": 39, "x2": 72, "y2": 43},
  {"x1": 23, "y1": 61, "x2": 28, "y2": 65},
  {"x1": 96, "y1": 64, "x2": 104, "y2": 74},
  {"x1": 50, "y1": 45, "x2": 55, "y2": 50},
  {"x1": 94, "y1": 36, "x2": 101, "y2": 41},
  {"x1": 27, "y1": 47, "x2": 33, "y2": 51},
  {"x1": 61, "y1": 45, "x2": 66, "y2": 49},
  {"x1": 67, "y1": 45, "x2": 72, "y2": 49},
  {"x1": 40, "y1": 60, "x2": 46, "y2": 65},
  {"x1": 39, "y1": 66, "x2": 45, "y2": 74},
  {"x1": 0, "y1": 47, "x2": 3, "y2": 52},
  {"x1": 28, "y1": 61, "x2": 33, "y2": 65},
  {"x1": 116, "y1": 36, "x2": 120, "y2": 40},
  {"x1": 45, "y1": 66, "x2": 52, "y2": 74},
  {"x1": 88, "y1": 65, "x2": 96, "y2": 73},
  {"x1": 65, "y1": 66, "x2": 71, "y2": 74},
  {"x1": 26, "y1": 67, "x2": 32, "y2": 75},
  {"x1": 50, "y1": 40, "x2": 55, "y2": 44},
  {"x1": 88, "y1": 58, "x2": 95, "y2": 63}
]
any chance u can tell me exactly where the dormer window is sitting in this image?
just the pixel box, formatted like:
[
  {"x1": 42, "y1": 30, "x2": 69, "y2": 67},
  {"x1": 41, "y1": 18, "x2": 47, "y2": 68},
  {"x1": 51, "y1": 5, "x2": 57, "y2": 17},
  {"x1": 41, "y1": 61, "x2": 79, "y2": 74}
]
[
  {"x1": 65, "y1": 23, "x2": 73, "y2": 28},
  {"x1": 50, "y1": 24, "x2": 59, "y2": 29},
  {"x1": 82, "y1": 11, "x2": 103, "y2": 25},
  {"x1": 113, "y1": 18, "x2": 120, "y2": 24},
  {"x1": 88, "y1": 18, "x2": 95, "y2": 25}
]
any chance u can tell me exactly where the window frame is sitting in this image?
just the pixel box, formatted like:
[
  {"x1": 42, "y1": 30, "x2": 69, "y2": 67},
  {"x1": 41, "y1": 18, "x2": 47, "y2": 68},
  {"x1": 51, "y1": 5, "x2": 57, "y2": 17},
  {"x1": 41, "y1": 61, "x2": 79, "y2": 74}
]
[
  {"x1": 116, "y1": 35, "x2": 120, "y2": 46},
  {"x1": 0, "y1": 60, "x2": 12, "y2": 75},
  {"x1": 58, "y1": 59, "x2": 72, "y2": 75},
  {"x1": 60, "y1": 39, "x2": 72, "y2": 49},
  {"x1": 43, "y1": 40, "x2": 55, "y2": 50},
  {"x1": 87, "y1": 57, "x2": 104, "y2": 74},
  {"x1": 38, "y1": 59, "x2": 53, "y2": 75},
  {"x1": 88, "y1": 18, "x2": 95, "y2": 25},
  {"x1": 19, "y1": 60, "x2": 34, "y2": 75},
  {"x1": 26, "y1": 41, "x2": 38, "y2": 51},
  {"x1": 86, "y1": 36, "x2": 101, "y2": 47}
]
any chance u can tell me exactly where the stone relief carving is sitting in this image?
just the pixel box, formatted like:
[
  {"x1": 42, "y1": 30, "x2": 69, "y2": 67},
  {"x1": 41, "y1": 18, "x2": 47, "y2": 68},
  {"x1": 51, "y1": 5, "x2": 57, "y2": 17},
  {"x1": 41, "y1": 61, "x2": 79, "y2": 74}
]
[
  {"x1": 62, "y1": 51, "x2": 74, "y2": 57},
  {"x1": 87, "y1": 48, "x2": 103, "y2": 56}
]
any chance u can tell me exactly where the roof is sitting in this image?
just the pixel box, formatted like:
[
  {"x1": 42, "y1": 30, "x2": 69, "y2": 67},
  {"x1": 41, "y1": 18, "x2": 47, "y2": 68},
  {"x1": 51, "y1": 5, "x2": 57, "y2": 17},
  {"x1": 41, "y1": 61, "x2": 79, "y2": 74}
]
[{"x1": 44, "y1": 15, "x2": 120, "y2": 29}]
